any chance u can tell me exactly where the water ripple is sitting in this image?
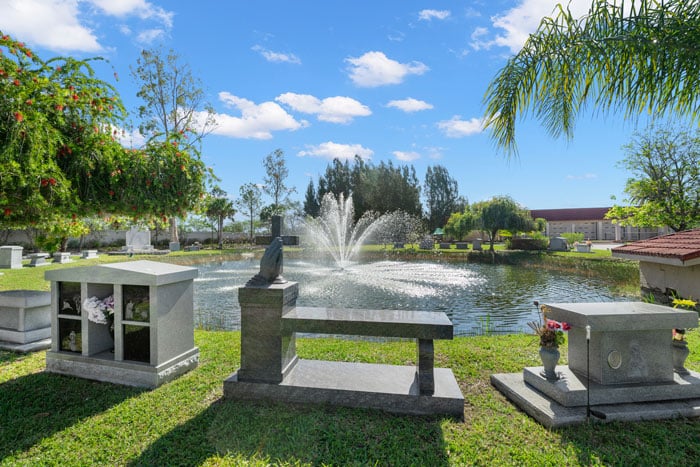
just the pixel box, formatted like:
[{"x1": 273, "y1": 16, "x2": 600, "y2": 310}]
[{"x1": 193, "y1": 259, "x2": 629, "y2": 336}]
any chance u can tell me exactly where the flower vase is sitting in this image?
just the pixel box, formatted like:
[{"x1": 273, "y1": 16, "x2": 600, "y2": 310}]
[
  {"x1": 672, "y1": 340, "x2": 690, "y2": 375},
  {"x1": 539, "y1": 346, "x2": 560, "y2": 381}
]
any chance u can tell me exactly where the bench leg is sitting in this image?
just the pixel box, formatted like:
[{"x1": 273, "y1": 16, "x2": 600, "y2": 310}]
[{"x1": 417, "y1": 339, "x2": 435, "y2": 395}]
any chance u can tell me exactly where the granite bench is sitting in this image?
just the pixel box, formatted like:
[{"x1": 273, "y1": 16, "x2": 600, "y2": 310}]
[
  {"x1": 228, "y1": 281, "x2": 464, "y2": 419},
  {"x1": 27, "y1": 253, "x2": 50, "y2": 267},
  {"x1": 282, "y1": 306, "x2": 454, "y2": 395}
]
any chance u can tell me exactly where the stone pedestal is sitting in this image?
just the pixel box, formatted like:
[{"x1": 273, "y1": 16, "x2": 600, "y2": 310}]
[
  {"x1": 0, "y1": 246, "x2": 23, "y2": 269},
  {"x1": 237, "y1": 282, "x2": 299, "y2": 383},
  {"x1": 492, "y1": 301, "x2": 700, "y2": 427},
  {"x1": 0, "y1": 290, "x2": 52, "y2": 352},
  {"x1": 548, "y1": 302, "x2": 697, "y2": 384}
]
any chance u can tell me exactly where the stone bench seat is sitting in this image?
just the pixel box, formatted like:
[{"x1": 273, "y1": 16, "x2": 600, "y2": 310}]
[
  {"x1": 282, "y1": 306, "x2": 453, "y2": 396},
  {"x1": 27, "y1": 253, "x2": 50, "y2": 267},
  {"x1": 229, "y1": 281, "x2": 464, "y2": 419},
  {"x1": 282, "y1": 306, "x2": 453, "y2": 339}
]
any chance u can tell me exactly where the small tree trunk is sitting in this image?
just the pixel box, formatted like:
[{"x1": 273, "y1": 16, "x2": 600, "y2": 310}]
[
  {"x1": 170, "y1": 218, "x2": 179, "y2": 243},
  {"x1": 218, "y1": 217, "x2": 223, "y2": 249}
]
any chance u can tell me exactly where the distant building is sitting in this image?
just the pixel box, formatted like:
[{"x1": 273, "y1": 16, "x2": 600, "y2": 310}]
[
  {"x1": 611, "y1": 229, "x2": 700, "y2": 303},
  {"x1": 529, "y1": 207, "x2": 671, "y2": 241}
]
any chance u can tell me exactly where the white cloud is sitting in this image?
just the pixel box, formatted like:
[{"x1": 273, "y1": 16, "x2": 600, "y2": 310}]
[
  {"x1": 276, "y1": 93, "x2": 371, "y2": 124},
  {"x1": 210, "y1": 92, "x2": 306, "y2": 139},
  {"x1": 298, "y1": 142, "x2": 373, "y2": 161},
  {"x1": 137, "y1": 28, "x2": 166, "y2": 44},
  {"x1": 345, "y1": 51, "x2": 428, "y2": 87},
  {"x1": 0, "y1": 0, "x2": 102, "y2": 52},
  {"x1": 437, "y1": 116, "x2": 484, "y2": 138},
  {"x1": 252, "y1": 45, "x2": 301, "y2": 64},
  {"x1": 393, "y1": 151, "x2": 420, "y2": 162},
  {"x1": 114, "y1": 126, "x2": 147, "y2": 148},
  {"x1": 566, "y1": 173, "x2": 598, "y2": 180},
  {"x1": 477, "y1": 1, "x2": 592, "y2": 53},
  {"x1": 418, "y1": 9, "x2": 451, "y2": 21},
  {"x1": 425, "y1": 146, "x2": 444, "y2": 160},
  {"x1": 89, "y1": 0, "x2": 174, "y2": 28},
  {"x1": 386, "y1": 98, "x2": 433, "y2": 113},
  {"x1": 0, "y1": 0, "x2": 173, "y2": 53}
]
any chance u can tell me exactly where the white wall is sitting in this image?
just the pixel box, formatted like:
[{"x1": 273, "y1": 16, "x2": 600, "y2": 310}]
[{"x1": 639, "y1": 262, "x2": 700, "y2": 302}]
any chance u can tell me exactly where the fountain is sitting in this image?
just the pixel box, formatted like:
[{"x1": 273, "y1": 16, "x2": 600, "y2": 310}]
[{"x1": 302, "y1": 192, "x2": 389, "y2": 268}]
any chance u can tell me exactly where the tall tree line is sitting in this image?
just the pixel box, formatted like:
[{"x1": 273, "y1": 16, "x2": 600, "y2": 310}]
[{"x1": 304, "y1": 157, "x2": 422, "y2": 220}]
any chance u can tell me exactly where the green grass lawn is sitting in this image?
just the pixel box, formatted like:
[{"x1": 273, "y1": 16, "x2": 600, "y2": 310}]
[
  {"x1": 1, "y1": 247, "x2": 682, "y2": 465},
  {"x1": 2, "y1": 331, "x2": 700, "y2": 465}
]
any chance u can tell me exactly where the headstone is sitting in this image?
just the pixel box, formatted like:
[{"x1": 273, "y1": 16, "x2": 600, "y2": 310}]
[
  {"x1": 0, "y1": 245, "x2": 23, "y2": 269},
  {"x1": 456, "y1": 242, "x2": 468, "y2": 250},
  {"x1": 81, "y1": 250, "x2": 98, "y2": 259},
  {"x1": 126, "y1": 227, "x2": 152, "y2": 251},
  {"x1": 419, "y1": 237, "x2": 434, "y2": 250},
  {"x1": 169, "y1": 242, "x2": 180, "y2": 252},
  {"x1": 549, "y1": 237, "x2": 568, "y2": 251},
  {"x1": 53, "y1": 252, "x2": 72, "y2": 264},
  {"x1": 472, "y1": 239, "x2": 482, "y2": 251},
  {"x1": 575, "y1": 243, "x2": 592, "y2": 253}
]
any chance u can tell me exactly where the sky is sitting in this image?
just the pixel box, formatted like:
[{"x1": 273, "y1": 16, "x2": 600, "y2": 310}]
[{"x1": 0, "y1": 0, "x2": 665, "y2": 213}]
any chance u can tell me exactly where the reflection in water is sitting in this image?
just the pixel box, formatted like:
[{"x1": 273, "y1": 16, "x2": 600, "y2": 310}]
[{"x1": 194, "y1": 259, "x2": 629, "y2": 336}]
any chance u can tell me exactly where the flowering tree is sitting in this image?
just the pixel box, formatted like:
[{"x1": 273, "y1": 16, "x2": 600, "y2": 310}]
[
  {"x1": 1, "y1": 33, "x2": 124, "y2": 227},
  {"x1": 0, "y1": 33, "x2": 209, "y2": 247}
]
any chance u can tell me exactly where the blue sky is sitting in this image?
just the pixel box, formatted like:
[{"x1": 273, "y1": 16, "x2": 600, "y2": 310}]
[{"x1": 0, "y1": 1, "x2": 660, "y2": 211}]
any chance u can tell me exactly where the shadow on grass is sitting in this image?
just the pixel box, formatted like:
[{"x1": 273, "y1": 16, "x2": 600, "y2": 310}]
[
  {"x1": 0, "y1": 371, "x2": 144, "y2": 459},
  {"x1": 132, "y1": 399, "x2": 451, "y2": 465},
  {"x1": 558, "y1": 418, "x2": 700, "y2": 465}
]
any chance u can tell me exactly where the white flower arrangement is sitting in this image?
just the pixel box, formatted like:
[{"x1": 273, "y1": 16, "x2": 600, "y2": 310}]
[{"x1": 82, "y1": 295, "x2": 115, "y2": 324}]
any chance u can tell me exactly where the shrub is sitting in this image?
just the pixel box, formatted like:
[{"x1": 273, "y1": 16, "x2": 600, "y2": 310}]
[
  {"x1": 561, "y1": 232, "x2": 584, "y2": 246},
  {"x1": 506, "y1": 237, "x2": 548, "y2": 250}
]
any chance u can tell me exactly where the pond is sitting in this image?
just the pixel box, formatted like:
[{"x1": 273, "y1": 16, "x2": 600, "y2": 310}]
[{"x1": 193, "y1": 258, "x2": 631, "y2": 336}]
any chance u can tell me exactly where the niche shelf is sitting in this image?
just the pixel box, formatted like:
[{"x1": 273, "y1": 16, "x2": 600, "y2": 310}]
[{"x1": 46, "y1": 260, "x2": 199, "y2": 387}]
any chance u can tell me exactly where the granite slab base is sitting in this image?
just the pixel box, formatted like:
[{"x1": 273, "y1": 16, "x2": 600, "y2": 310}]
[
  {"x1": 491, "y1": 366, "x2": 700, "y2": 428},
  {"x1": 46, "y1": 347, "x2": 199, "y2": 388},
  {"x1": 224, "y1": 359, "x2": 464, "y2": 420},
  {"x1": 0, "y1": 337, "x2": 51, "y2": 353}
]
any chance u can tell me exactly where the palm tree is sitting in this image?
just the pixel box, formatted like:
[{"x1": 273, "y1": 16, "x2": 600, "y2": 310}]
[{"x1": 483, "y1": 0, "x2": 700, "y2": 156}]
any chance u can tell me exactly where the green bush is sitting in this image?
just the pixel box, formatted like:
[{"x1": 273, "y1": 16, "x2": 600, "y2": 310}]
[
  {"x1": 560, "y1": 232, "x2": 584, "y2": 246},
  {"x1": 505, "y1": 237, "x2": 548, "y2": 250}
]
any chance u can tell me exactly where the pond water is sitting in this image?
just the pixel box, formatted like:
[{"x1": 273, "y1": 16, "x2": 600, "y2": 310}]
[{"x1": 193, "y1": 258, "x2": 631, "y2": 336}]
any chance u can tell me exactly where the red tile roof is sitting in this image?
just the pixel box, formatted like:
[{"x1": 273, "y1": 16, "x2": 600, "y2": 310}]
[
  {"x1": 611, "y1": 229, "x2": 700, "y2": 265},
  {"x1": 529, "y1": 207, "x2": 611, "y2": 222}
]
